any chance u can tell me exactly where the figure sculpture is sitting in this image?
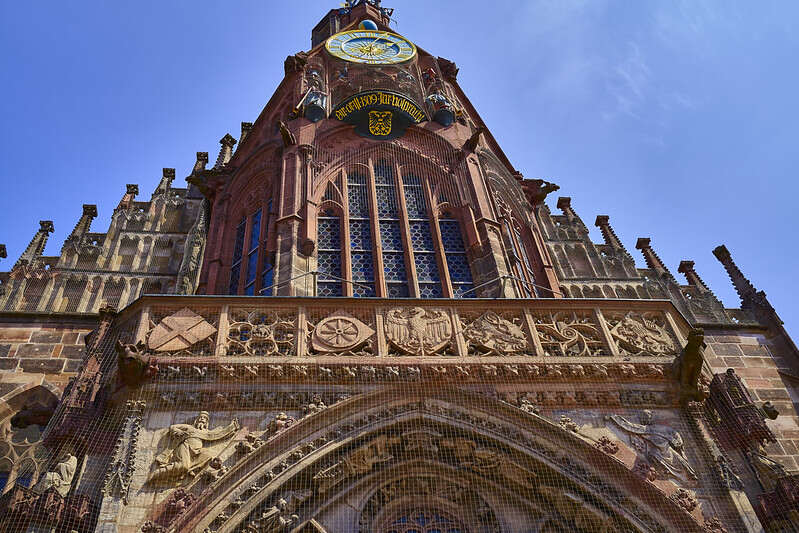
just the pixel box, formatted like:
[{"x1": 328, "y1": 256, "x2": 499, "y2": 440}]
[
  {"x1": 33, "y1": 451, "x2": 77, "y2": 497},
  {"x1": 608, "y1": 410, "x2": 697, "y2": 481},
  {"x1": 149, "y1": 411, "x2": 239, "y2": 486},
  {"x1": 673, "y1": 328, "x2": 708, "y2": 404}
]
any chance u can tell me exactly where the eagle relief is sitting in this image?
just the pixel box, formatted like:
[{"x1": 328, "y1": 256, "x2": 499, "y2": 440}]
[
  {"x1": 385, "y1": 307, "x2": 453, "y2": 356},
  {"x1": 368, "y1": 110, "x2": 392, "y2": 136}
]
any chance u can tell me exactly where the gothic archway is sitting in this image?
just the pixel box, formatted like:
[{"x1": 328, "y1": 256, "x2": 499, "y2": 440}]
[{"x1": 165, "y1": 386, "x2": 705, "y2": 533}]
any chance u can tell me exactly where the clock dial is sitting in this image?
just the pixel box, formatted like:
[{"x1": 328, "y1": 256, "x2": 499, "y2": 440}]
[{"x1": 326, "y1": 30, "x2": 416, "y2": 65}]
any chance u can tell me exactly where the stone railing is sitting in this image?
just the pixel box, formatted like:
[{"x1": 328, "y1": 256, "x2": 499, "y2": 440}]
[{"x1": 120, "y1": 296, "x2": 690, "y2": 362}]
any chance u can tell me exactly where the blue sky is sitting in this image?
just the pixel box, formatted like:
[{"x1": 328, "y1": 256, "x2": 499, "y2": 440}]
[{"x1": 1, "y1": 1, "x2": 797, "y2": 336}]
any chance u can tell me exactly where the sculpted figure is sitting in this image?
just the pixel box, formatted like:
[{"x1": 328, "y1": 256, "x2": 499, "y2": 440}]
[
  {"x1": 673, "y1": 328, "x2": 707, "y2": 404},
  {"x1": 149, "y1": 411, "x2": 239, "y2": 485},
  {"x1": 609, "y1": 410, "x2": 696, "y2": 481},
  {"x1": 34, "y1": 451, "x2": 77, "y2": 497}
]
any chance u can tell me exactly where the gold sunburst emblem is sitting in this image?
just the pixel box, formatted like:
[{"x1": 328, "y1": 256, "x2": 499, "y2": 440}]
[{"x1": 368, "y1": 110, "x2": 392, "y2": 136}]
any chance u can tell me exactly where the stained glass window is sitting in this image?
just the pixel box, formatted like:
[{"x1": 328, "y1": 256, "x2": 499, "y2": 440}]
[
  {"x1": 348, "y1": 171, "x2": 375, "y2": 296},
  {"x1": 244, "y1": 209, "x2": 261, "y2": 296},
  {"x1": 261, "y1": 200, "x2": 274, "y2": 296},
  {"x1": 376, "y1": 161, "x2": 410, "y2": 297},
  {"x1": 404, "y1": 174, "x2": 441, "y2": 297},
  {"x1": 229, "y1": 218, "x2": 246, "y2": 294},
  {"x1": 440, "y1": 216, "x2": 474, "y2": 297},
  {"x1": 379, "y1": 509, "x2": 464, "y2": 533},
  {"x1": 317, "y1": 211, "x2": 343, "y2": 296}
]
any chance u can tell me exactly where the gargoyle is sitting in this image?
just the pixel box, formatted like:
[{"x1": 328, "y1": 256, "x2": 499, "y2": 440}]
[
  {"x1": 672, "y1": 328, "x2": 707, "y2": 405},
  {"x1": 462, "y1": 127, "x2": 485, "y2": 154},
  {"x1": 116, "y1": 340, "x2": 157, "y2": 387},
  {"x1": 521, "y1": 178, "x2": 561, "y2": 207},
  {"x1": 284, "y1": 51, "x2": 308, "y2": 75}
]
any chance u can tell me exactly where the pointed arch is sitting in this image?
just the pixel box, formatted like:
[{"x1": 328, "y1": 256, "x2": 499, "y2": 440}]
[{"x1": 169, "y1": 387, "x2": 706, "y2": 533}]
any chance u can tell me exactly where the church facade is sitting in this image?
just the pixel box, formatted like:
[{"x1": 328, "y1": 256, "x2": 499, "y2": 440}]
[{"x1": 0, "y1": 2, "x2": 797, "y2": 532}]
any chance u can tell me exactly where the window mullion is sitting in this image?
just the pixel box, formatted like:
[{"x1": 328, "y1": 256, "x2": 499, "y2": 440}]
[
  {"x1": 341, "y1": 169, "x2": 353, "y2": 297},
  {"x1": 423, "y1": 176, "x2": 452, "y2": 297},
  {"x1": 367, "y1": 158, "x2": 386, "y2": 297},
  {"x1": 395, "y1": 164, "x2": 419, "y2": 297}
]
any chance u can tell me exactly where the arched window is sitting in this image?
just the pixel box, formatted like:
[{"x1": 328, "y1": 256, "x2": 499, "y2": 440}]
[
  {"x1": 439, "y1": 213, "x2": 474, "y2": 297},
  {"x1": 492, "y1": 193, "x2": 539, "y2": 297},
  {"x1": 347, "y1": 170, "x2": 375, "y2": 297},
  {"x1": 404, "y1": 173, "x2": 442, "y2": 298},
  {"x1": 317, "y1": 208, "x2": 343, "y2": 296},
  {"x1": 260, "y1": 200, "x2": 275, "y2": 296},
  {"x1": 375, "y1": 161, "x2": 410, "y2": 297},
  {"x1": 228, "y1": 217, "x2": 246, "y2": 295},
  {"x1": 316, "y1": 157, "x2": 475, "y2": 298},
  {"x1": 378, "y1": 509, "x2": 465, "y2": 533}
]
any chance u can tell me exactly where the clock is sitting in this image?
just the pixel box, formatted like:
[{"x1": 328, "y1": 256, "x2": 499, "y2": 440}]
[{"x1": 326, "y1": 30, "x2": 416, "y2": 65}]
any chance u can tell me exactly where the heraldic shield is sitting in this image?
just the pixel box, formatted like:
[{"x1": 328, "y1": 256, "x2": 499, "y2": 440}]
[{"x1": 368, "y1": 110, "x2": 392, "y2": 136}]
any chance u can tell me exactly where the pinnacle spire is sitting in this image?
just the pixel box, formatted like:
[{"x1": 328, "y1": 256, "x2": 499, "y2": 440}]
[
  {"x1": 678, "y1": 260, "x2": 710, "y2": 293},
  {"x1": 213, "y1": 134, "x2": 237, "y2": 170},
  {"x1": 712, "y1": 245, "x2": 767, "y2": 309},
  {"x1": 16, "y1": 221, "x2": 54, "y2": 268},
  {"x1": 155, "y1": 168, "x2": 176, "y2": 194},
  {"x1": 63, "y1": 205, "x2": 98, "y2": 250},
  {"x1": 595, "y1": 215, "x2": 627, "y2": 252},
  {"x1": 635, "y1": 237, "x2": 673, "y2": 279}
]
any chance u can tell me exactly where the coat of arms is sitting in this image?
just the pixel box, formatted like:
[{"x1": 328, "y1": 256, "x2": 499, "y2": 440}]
[
  {"x1": 368, "y1": 110, "x2": 392, "y2": 136},
  {"x1": 385, "y1": 307, "x2": 452, "y2": 356}
]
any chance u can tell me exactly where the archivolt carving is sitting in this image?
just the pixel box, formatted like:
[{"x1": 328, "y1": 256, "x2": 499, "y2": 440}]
[
  {"x1": 533, "y1": 310, "x2": 606, "y2": 356},
  {"x1": 358, "y1": 475, "x2": 500, "y2": 533},
  {"x1": 606, "y1": 312, "x2": 678, "y2": 356},
  {"x1": 180, "y1": 389, "x2": 705, "y2": 533},
  {"x1": 227, "y1": 309, "x2": 296, "y2": 356}
]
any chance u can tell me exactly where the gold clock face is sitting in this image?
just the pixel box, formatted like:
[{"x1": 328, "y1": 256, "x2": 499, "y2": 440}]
[{"x1": 326, "y1": 30, "x2": 416, "y2": 65}]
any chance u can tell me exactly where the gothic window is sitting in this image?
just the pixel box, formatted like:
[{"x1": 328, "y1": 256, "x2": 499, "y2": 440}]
[
  {"x1": 348, "y1": 171, "x2": 376, "y2": 297},
  {"x1": 404, "y1": 173, "x2": 442, "y2": 298},
  {"x1": 317, "y1": 158, "x2": 474, "y2": 298},
  {"x1": 439, "y1": 212, "x2": 474, "y2": 297},
  {"x1": 317, "y1": 208, "x2": 343, "y2": 296},
  {"x1": 228, "y1": 218, "x2": 246, "y2": 295},
  {"x1": 379, "y1": 509, "x2": 465, "y2": 533},
  {"x1": 376, "y1": 161, "x2": 410, "y2": 297},
  {"x1": 244, "y1": 209, "x2": 261, "y2": 295},
  {"x1": 492, "y1": 192, "x2": 539, "y2": 297},
  {"x1": 261, "y1": 200, "x2": 275, "y2": 296}
]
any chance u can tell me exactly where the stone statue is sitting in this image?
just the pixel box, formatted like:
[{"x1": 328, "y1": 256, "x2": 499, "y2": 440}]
[
  {"x1": 608, "y1": 410, "x2": 697, "y2": 481},
  {"x1": 673, "y1": 328, "x2": 708, "y2": 404},
  {"x1": 175, "y1": 198, "x2": 209, "y2": 295},
  {"x1": 34, "y1": 451, "x2": 78, "y2": 497},
  {"x1": 149, "y1": 412, "x2": 239, "y2": 486}
]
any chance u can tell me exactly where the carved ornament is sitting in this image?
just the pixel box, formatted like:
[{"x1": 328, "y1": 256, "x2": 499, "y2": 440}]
[
  {"x1": 607, "y1": 312, "x2": 678, "y2": 355},
  {"x1": 463, "y1": 311, "x2": 528, "y2": 354},
  {"x1": 148, "y1": 308, "x2": 217, "y2": 352},
  {"x1": 310, "y1": 311, "x2": 374, "y2": 353},
  {"x1": 384, "y1": 307, "x2": 452, "y2": 356}
]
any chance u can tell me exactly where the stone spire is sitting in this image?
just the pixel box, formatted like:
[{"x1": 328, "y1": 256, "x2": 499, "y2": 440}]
[
  {"x1": 635, "y1": 237, "x2": 673, "y2": 279},
  {"x1": 594, "y1": 215, "x2": 627, "y2": 252},
  {"x1": 240, "y1": 122, "x2": 253, "y2": 146},
  {"x1": 63, "y1": 205, "x2": 97, "y2": 247},
  {"x1": 16, "y1": 221, "x2": 54, "y2": 268},
  {"x1": 193, "y1": 152, "x2": 209, "y2": 174},
  {"x1": 713, "y1": 245, "x2": 769, "y2": 310},
  {"x1": 678, "y1": 260, "x2": 711, "y2": 293},
  {"x1": 0, "y1": 244, "x2": 6, "y2": 260},
  {"x1": 155, "y1": 168, "x2": 176, "y2": 194},
  {"x1": 117, "y1": 184, "x2": 139, "y2": 211},
  {"x1": 213, "y1": 134, "x2": 237, "y2": 170}
]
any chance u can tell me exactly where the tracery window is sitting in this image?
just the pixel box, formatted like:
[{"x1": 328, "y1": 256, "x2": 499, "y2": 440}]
[
  {"x1": 244, "y1": 209, "x2": 261, "y2": 295},
  {"x1": 229, "y1": 193, "x2": 276, "y2": 296},
  {"x1": 316, "y1": 157, "x2": 474, "y2": 298},
  {"x1": 317, "y1": 209, "x2": 343, "y2": 296},
  {"x1": 228, "y1": 218, "x2": 246, "y2": 295},
  {"x1": 493, "y1": 194, "x2": 539, "y2": 297},
  {"x1": 379, "y1": 509, "x2": 466, "y2": 533},
  {"x1": 261, "y1": 200, "x2": 275, "y2": 296}
]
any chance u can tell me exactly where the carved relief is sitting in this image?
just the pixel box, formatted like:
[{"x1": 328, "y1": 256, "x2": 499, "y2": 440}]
[
  {"x1": 102, "y1": 400, "x2": 145, "y2": 503},
  {"x1": 33, "y1": 451, "x2": 77, "y2": 497},
  {"x1": 148, "y1": 308, "x2": 217, "y2": 352},
  {"x1": 533, "y1": 310, "x2": 606, "y2": 356},
  {"x1": 245, "y1": 490, "x2": 311, "y2": 532},
  {"x1": 313, "y1": 435, "x2": 401, "y2": 494},
  {"x1": 148, "y1": 412, "x2": 239, "y2": 486},
  {"x1": 309, "y1": 311, "x2": 374, "y2": 354},
  {"x1": 384, "y1": 307, "x2": 452, "y2": 356},
  {"x1": 227, "y1": 309, "x2": 296, "y2": 356},
  {"x1": 608, "y1": 410, "x2": 696, "y2": 482},
  {"x1": 462, "y1": 311, "x2": 529, "y2": 354},
  {"x1": 606, "y1": 312, "x2": 678, "y2": 356}
]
